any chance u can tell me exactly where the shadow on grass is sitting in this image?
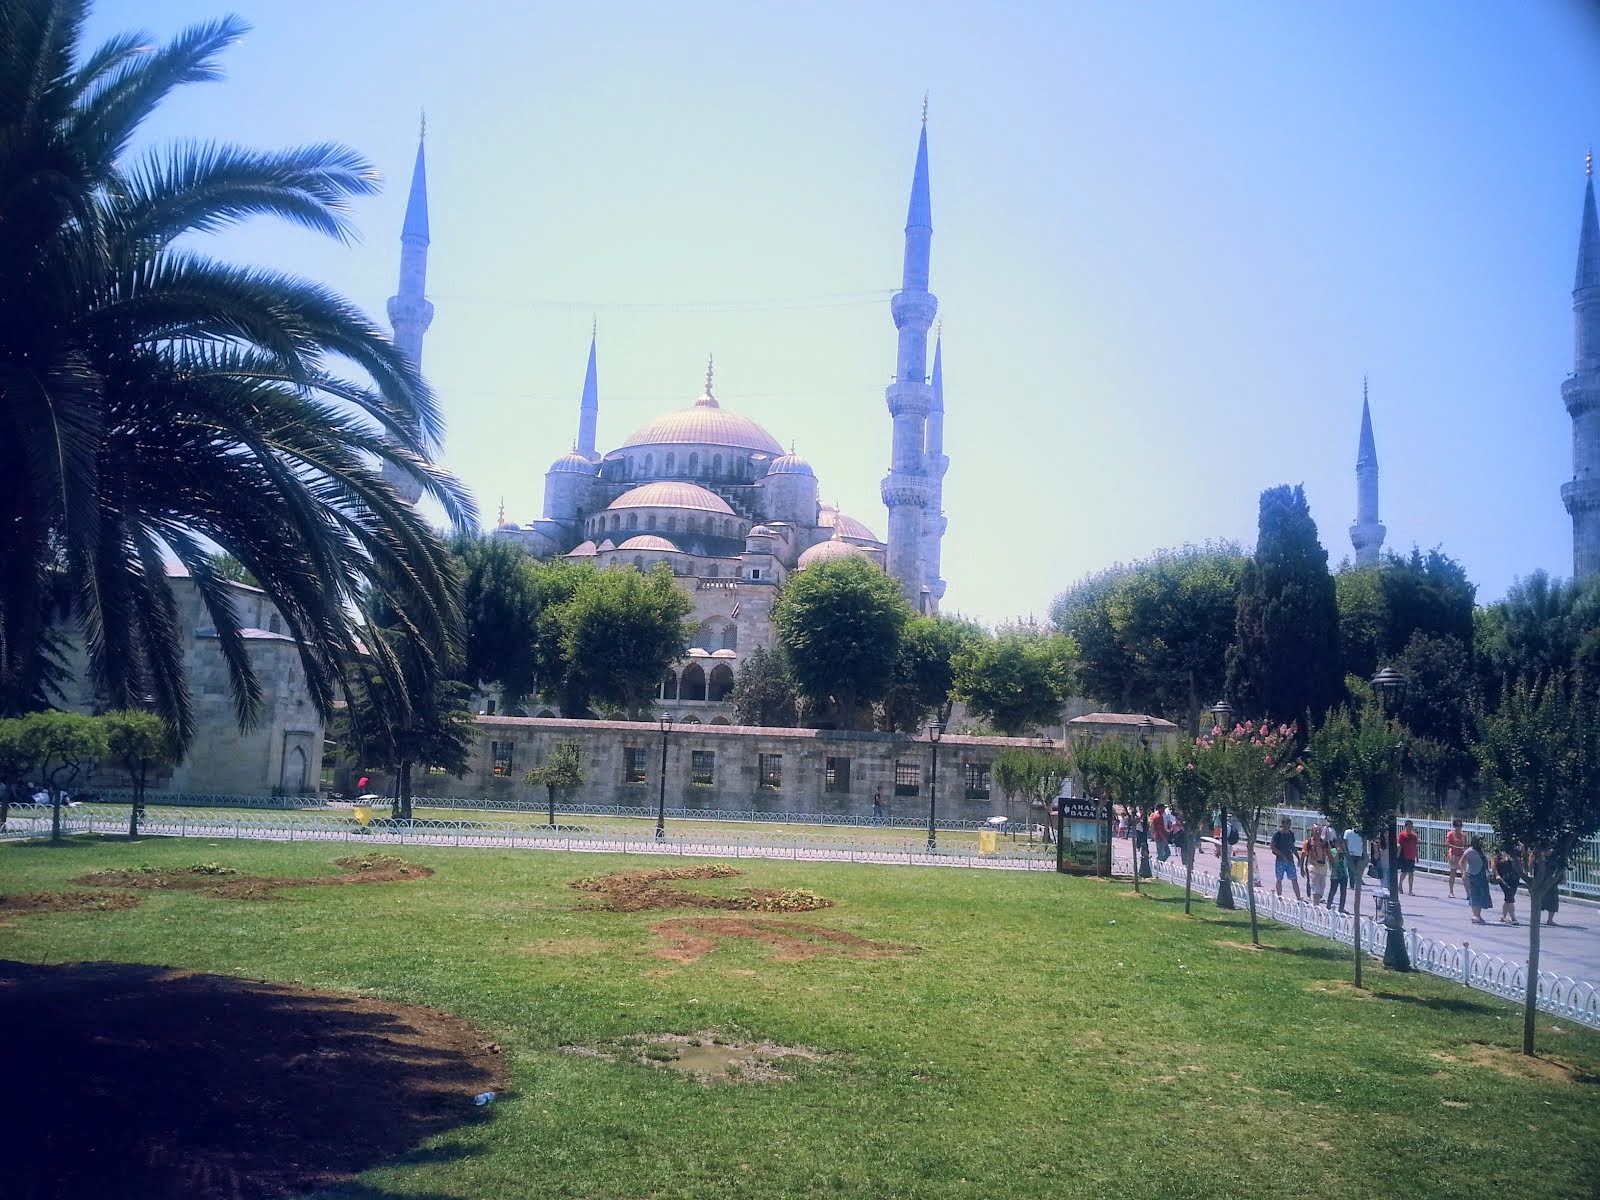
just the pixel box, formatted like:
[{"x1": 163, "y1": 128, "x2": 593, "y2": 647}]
[
  {"x1": 1370, "y1": 989, "x2": 1508, "y2": 1017},
  {"x1": 0, "y1": 960, "x2": 503, "y2": 1200},
  {"x1": 2, "y1": 834, "x2": 114, "y2": 850}
]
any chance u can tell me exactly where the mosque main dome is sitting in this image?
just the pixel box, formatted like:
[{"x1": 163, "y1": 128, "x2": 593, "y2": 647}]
[
  {"x1": 607, "y1": 481, "x2": 736, "y2": 515},
  {"x1": 618, "y1": 392, "x2": 784, "y2": 456}
]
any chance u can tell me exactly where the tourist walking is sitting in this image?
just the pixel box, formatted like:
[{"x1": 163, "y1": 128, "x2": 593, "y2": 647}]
[
  {"x1": 1445, "y1": 818, "x2": 1468, "y2": 898},
  {"x1": 1534, "y1": 849, "x2": 1564, "y2": 926},
  {"x1": 1463, "y1": 837, "x2": 1491, "y2": 925},
  {"x1": 1326, "y1": 840, "x2": 1350, "y2": 913},
  {"x1": 1493, "y1": 846, "x2": 1522, "y2": 926},
  {"x1": 1302, "y1": 824, "x2": 1330, "y2": 904},
  {"x1": 1271, "y1": 817, "x2": 1302, "y2": 901},
  {"x1": 1152, "y1": 807, "x2": 1170, "y2": 863},
  {"x1": 1397, "y1": 820, "x2": 1419, "y2": 896}
]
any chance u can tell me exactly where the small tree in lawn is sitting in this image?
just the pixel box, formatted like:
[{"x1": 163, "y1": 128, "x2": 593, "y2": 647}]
[
  {"x1": 103, "y1": 711, "x2": 180, "y2": 838},
  {"x1": 991, "y1": 748, "x2": 1031, "y2": 832},
  {"x1": 1192, "y1": 717, "x2": 1304, "y2": 945},
  {"x1": 1472, "y1": 675, "x2": 1600, "y2": 1055},
  {"x1": 1099, "y1": 739, "x2": 1163, "y2": 891},
  {"x1": 17, "y1": 711, "x2": 107, "y2": 843},
  {"x1": 1027, "y1": 748, "x2": 1071, "y2": 844},
  {"x1": 1161, "y1": 741, "x2": 1214, "y2": 914},
  {"x1": 1306, "y1": 704, "x2": 1404, "y2": 988},
  {"x1": 524, "y1": 738, "x2": 584, "y2": 827}
]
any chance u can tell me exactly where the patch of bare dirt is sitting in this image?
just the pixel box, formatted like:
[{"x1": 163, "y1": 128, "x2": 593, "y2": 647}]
[
  {"x1": 648, "y1": 917, "x2": 919, "y2": 965},
  {"x1": 1441, "y1": 1098, "x2": 1471, "y2": 1108},
  {"x1": 1464, "y1": 1043, "x2": 1599, "y2": 1085},
  {"x1": 569, "y1": 865, "x2": 832, "y2": 914},
  {"x1": 562, "y1": 1031, "x2": 826, "y2": 1084},
  {"x1": 0, "y1": 890, "x2": 143, "y2": 924},
  {"x1": 0, "y1": 960, "x2": 504, "y2": 1200},
  {"x1": 1306, "y1": 980, "x2": 1375, "y2": 1000},
  {"x1": 73, "y1": 854, "x2": 432, "y2": 902},
  {"x1": 1214, "y1": 939, "x2": 1269, "y2": 953}
]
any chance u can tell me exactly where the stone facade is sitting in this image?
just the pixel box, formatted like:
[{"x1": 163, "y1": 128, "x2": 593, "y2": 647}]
[{"x1": 418, "y1": 716, "x2": 1051, "y2": 820}]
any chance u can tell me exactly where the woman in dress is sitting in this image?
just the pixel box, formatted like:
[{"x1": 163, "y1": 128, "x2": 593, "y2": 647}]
[
  {"x1": 1492, "y1": 845, "x2": 1521, "y2": 925},
  {"x1": 1463, "y1": 836, "x2": 1492, "y2": 925},
  {"x1": 1445, "y1": 818, "x2": 1468, "y2": 897}
]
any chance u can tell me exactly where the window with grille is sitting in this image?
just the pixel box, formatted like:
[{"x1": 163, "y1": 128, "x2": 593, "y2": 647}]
[
  {"x1": 894, "y1": 760, "x2": 921, "y2": 797},
  {"x1": 824, "y1": 756, "x2": 851, "y2": 793},
  {"x1": 691, "y1": 750, "x2": 715, "y2": 787},
  {"x1": 964, "y1": 761, "x2": 991, "y2": 800},
  {"x1": 624, "y1": 747, "x2": 647, "y2": 784},
  {"x1": 759, "y1": 753, "x2": 783, "y2": 790},
  {"x1": 491, "y1": 742, "x2": 514, "y2": 777}
]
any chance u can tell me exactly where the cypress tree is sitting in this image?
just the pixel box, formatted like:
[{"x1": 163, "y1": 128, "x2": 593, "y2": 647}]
[{"x1": 1229, "y1": 485, "x2": 1343, "y2": 723}]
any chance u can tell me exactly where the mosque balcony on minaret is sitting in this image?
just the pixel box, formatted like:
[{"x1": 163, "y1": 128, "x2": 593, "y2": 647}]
[
  {"x1": 386, "y1": 294, "x2": 435, "y2": 330},
  {"x1": 885, "y1": 380, "x2": 934, "y2": 419},
  {"x1": 1562, "y1": 372, "x2": 1600, "y2": 417},
  {"x1": 880, "y1": 475, "x2": 933, "y2": 508},
  {"x1": 1561, "y1": 477, "x2": 1600, "y2": 515},
  {"x1": 891, "y1": 289, "x2": 939, "y2": 331}
]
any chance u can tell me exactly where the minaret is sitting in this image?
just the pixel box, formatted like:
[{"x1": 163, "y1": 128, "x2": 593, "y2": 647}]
[
  {"x1": 880, "y1": 104, "x2": 938, "y2": 609},
  {"x1": 920, "y1": 327, "x2": 948, "y2": 608},
  {"x1": 381, "y1": 116, "x2": 435, "y2": 504},
  {"x1": 1349, "y1": 377, "x2": 1385, "y2": 566},
  {"x1": 577, "y1": 319, "x2": 599, "y2": 460},
  {"x1": 1562, "y1": 149, "x2": 1600, "y2": 579}
]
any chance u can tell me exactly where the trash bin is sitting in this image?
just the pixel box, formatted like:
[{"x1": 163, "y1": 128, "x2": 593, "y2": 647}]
[
  {"x1": 353, "y1": 805, "x2": 372, "y2": 827},
  {"x1": 1230, "y1": 858, "x2": 1249, "y2": 884},
  {"x1": 978, "y1": 830, "x2": 998, "y2": 855}
]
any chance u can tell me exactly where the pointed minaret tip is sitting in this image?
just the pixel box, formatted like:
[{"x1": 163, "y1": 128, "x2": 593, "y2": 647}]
[
  {"x1": 906, "y1": 113, "x2": 932, "y2": 231},
  {"x1": 1580, "y1": 150, "x2": 1600, "y2": 292},
  {"x1": 1357, "y1": 378, "x2": 1377, "y2": 465},
  {"x1": 401, "y1": 121, "x2": 430, "y2": 244}
]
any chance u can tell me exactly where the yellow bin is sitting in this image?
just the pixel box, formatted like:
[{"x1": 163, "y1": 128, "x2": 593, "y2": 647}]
[
  {"x1": 353, "y1": 805, "x2": 373, "y2": 827},
  {"x1": 1230, "y1": 859, "x2": 1250, "y2": 884},
  {"x1": 978, "y1": 830, "x2": 998, "y2": 855}
]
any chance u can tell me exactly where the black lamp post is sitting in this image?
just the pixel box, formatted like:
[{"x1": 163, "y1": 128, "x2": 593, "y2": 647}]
[
  {"x1": 1137, "y1": 715, "x2": 1156, "y2": 878},
  {"x1": 1040, "y1": 733, "x2": 1054, "y2": 846},
  {"x1": 926, "y1": 720, "x2": 945, "y2": 853},
  {"x1": 1209, "y1": 699, "x2": 1236, "y2": 910},
  {"x1": 655, "y1": 713, "x2": 673, "y2": 840},
  {"x1": 1372, "y1": 665, "x2": 1412, "y2": 972}
]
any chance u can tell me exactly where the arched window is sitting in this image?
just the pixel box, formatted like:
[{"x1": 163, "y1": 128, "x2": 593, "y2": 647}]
[
  {"x1": 712, "y1": 454, "x2": 722, "y2": 475},
  {"x1": 681, "y1": 663, "x2": 707, "y2": 702},
  {"x1": 633, "y1": 555, "x2": 645, "y2": 568},
  {"x1": 710, "y1": 716, "x2": 731, "y2": 726},
  {"x1": 688, "y1": 451, "x2": 699, "y2": 475},
  {"x1": 666, "y1": 515, "x2": 677, "y2": 532},
  {"x1": 665, "y1": 452, "x2": 676, "y2": 474},
  {"x1": 680, "y1": 715, "x2": 702, "y2": 724},
  {"x1": 610, "y1": 514, "x2": 620, "y2": 531},
  {"x1": 707, "y1": 562, "x2": 719, "y2": 578},
  {"x1": 722, "y1": 519, "x2": 733, "y2": 537},
  {"x1": 721, "y1": 623, "x2": 737, "y2": 651},
  {"x1": 644, "y1": 453, "x2": 654, "y2": 473},
  {"x1": 627, "y1": 513, "x2": 638, "y2": 530},
  {"x1": 658, "y1": 670, "x2": 679, "y2": 700},
  {"x1": 647, "y1": 514, "x2": 657, "y2": 531},
  {"x1": 708, "y1": 663, "x2": 735, "y2": 702}
]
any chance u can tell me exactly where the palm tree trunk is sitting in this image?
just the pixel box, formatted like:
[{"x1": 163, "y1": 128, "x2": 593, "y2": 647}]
[{"x1": 399, "y1": 760, "x2": 414, "y2": 822}]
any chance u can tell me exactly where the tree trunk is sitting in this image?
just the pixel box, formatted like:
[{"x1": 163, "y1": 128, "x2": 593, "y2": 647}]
[
  {"x1": 547, "y1": 784, "x2": 557, "y2": 826},
  {"x1": 1352, "y1": 873, "x2": 1364, "y2": 988},
  {"x1": 1245, "y1": 837, "x2": 1260, "y2": 946},
  {"x1": 399, "y1": 761, "x2": 414, "y2": 822},
  {"x1": 1183, "y1": 842, "x2": 1195, "y2": 915},
  {"x1": 127, "y1": 765, "x2": 146, "y2": 839},
  {"x1": 1523, "y1": 870, "x2": 1548, "y2": 1057},
  {"x1": 50, "y1": 787, "x2": 62, "y2": 843}
]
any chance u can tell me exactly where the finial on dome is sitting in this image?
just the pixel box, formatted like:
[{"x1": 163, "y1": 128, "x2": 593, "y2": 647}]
[
  {"x1": 705, "y1": 353, "x2": 715, "y2": 395},
  {"x1": 921, "y1": 92, "x2": 928, "y2": 125},
  {"x1": 591, "y1": 313, "x2": 597, "y2": 338},
  {"x1": 1589, "y1": 146, "x2": 1594, "y2": 179},
  {"x1": 496, "y1": 494, "x2": 505, "y2": 525},
  {"x1": 419, "y1": 108, "x2": 426, "y2": 142}
]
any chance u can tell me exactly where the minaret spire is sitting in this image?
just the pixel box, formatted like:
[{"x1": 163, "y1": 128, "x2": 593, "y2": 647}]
[
  {"x1": 381, "y1": 119, "x2": 436, "y2": 504},
  {"x1": 1562, "y1": 152, "x2": 1600, "y2": 578},
  {"x1": 576, "y1": 321, "x2": 599, "y2": 459},
  {"x1": 881, "y1": 109, "x2": 940, "y2": 611},
  {"x1": 1349, "y1": 375, "x2": 1385, "y2": 566}
]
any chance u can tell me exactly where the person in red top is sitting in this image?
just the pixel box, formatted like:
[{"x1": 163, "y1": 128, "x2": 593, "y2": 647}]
[{"x1": 1396, "y1": 819, "x2": 1420, "y2": 895}]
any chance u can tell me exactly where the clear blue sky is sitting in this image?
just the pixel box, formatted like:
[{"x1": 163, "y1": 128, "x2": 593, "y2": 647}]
[{"x1": 98, "y1": 1, "x2": 1600, "y2": 624}]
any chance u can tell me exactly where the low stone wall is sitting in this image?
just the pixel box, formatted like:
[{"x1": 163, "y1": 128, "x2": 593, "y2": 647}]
[{"x1": 410, "y1": 716, "x2": 1051, "y2": 822}]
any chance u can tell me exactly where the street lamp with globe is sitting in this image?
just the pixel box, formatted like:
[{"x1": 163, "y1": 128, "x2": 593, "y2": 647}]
[
  {"x1": 1137, "y1": 714, "x2": 1156, "y2": 878},
  {"x1": 1372, "y1": 665, "x2": 1412, "y2": 972},
  {"x1": 655, "y1": 713, "x2": 674, "y2": 840},
  {"x1": 1208, "y1": 699, "x2": 1236, "y2": 910},
  {"x1": 925, "y1": 720, "x2": 945, "y2": 853}
]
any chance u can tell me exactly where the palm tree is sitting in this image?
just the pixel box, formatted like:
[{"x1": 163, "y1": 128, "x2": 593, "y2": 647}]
[{"x1": 0, "y1": 1, "x2": 474, "y2": 741}]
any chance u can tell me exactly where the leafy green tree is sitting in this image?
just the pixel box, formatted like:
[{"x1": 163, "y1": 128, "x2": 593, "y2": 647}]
[
  {"x1": 1160, "y1": 741, "x2": 1214, "y2": 913},
  {"x1": 102, "y1": 710, "x2": 180, "y2": 838},
  {"x1": 880, "y1": 614, "x2": 984, "y2": 733},
  {"x1": 453, "y1": 535, "x2": 543, "y2": 706},
  {"x1": 208, "y1": 554, "x2": 258, "y2": 589},
  {"x1": 774, "y1": 557, "x2": 912, "y2": 729},
  {"x1": 1306, "y1": 704, "x2": 1405, "y2": 986},
  {"x1": 1193, "y1": 716, "x2": 1305, "y2": 945},
  {"x1": 524, "y1": 738, "x2": 584, "y2": 826},
  {"x1": 1475, "y1": 571, "x2": 1600, "y2": 705},
  {"x1": 1336, "y1": 565, "x2": 1387, "y2": 683},
  {"x1": 1229, "y1": 485, "x2": 1343, "y2": 724},
  {"x1": 729, "y1": 646, "x2": 800, "y2": 728},
  {"x1": 1473, "y1": 676, "x2": 1600, "y2": 1055},
  {"x1": 13, "y1": 710, "x2": 107, "y2": 843},
  {"x1": 1380, "y1": 548, "x2": 1476, "y2": 653},
  {"x1": 1097, "y1": 738, "x2": 1164, "y2": 889},
  {"x1": 0, "y1": 717, "x2": 37, "y2": 829},
  {"x1": 1403, "y1": 735, "x2": 1466, "y2": 815},
  {"x1": 1054, "y1": 545, "x2": 1246, "y2": 733},
  {"x1": 558, "y1": 565, "x2": 692, "y2": 718},
  {"x1": 0, "y1": 4, "x2": 473, "y2": 743},
  {"x1": 523, "y1": 560, "x2": 598, "y2": 715},
  {"x1": 953, "y1": 627, "x2": 1076, "y2": 736}
]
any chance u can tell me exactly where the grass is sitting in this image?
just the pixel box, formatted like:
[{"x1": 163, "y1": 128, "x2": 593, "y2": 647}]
[{"x1": 2, "y1": 834, "x2": 1597, "y2": 1199}]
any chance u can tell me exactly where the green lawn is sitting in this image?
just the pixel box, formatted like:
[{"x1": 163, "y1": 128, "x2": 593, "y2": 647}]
[{"x1": 2, "y1": 835, "x2": 1597, "y2": 1199}]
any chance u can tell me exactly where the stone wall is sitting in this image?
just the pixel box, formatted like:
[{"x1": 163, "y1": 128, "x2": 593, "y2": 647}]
[{"x1": 415, "y1": 716, "x2": 1054, "y2": 821}]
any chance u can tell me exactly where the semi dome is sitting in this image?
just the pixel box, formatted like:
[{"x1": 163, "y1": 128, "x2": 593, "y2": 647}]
[
  {"x1": 818, "y1": 507, "x2": 880, "y2": 543},
  {"x1": 765, "y1": 450, "x2": 814, "y2": 476},
  {"x1": 607, "y1": 481, "x2": 736, "y2": 515},
  {"x1": 565, "y1": 540, "x2": 598, "y2": 557},
  {"x1": 747, "y1": 524, "x2": 777, "y2": 537},
  {"x1": 548, "y1": 450, "x2": 596, "y2": 474},
  {"x1": 798, "y1": 533, "x2": 871, "y2": 568},
  {"x1": 618, "y1": 535, "x2": 679, "y2": 552},
  {"x1": 618, "y1": 392, "x2": 784, "y2": 456}
]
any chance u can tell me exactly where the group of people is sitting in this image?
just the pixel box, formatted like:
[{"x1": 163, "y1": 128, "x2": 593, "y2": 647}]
[
  {"x1": 1447, "y1": 818, "x2": 1563, "y2": 928},
  {"x1": 1118, "y1": 805, "x2": 1188, "y2": 862}
]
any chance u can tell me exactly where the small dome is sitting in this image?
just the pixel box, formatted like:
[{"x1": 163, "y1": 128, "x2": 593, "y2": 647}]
[
  {"x1": 595, "y1": 538, "x2": 616, "y2": 552},
  {"x1": 765, "y1": 451, "x2": 814, "y2": 477},
  {"x1": 618, "y1": 535, "x2": 679, "y2": 552},
  {"x1": 747, "y1": 524, "x2": 777, "y2": 537},
  {"x1": 565, "y1": 539, "x2": 598, "y2": 557},
  {"x1": 798, "y1": 534, "x2": 871, "y2": 569},
  {"x1": 607, "y1": 481, "x2": 736, "y2": 515},
  {"x1": 548, "y1": 451, "x2": 596, "y2": 474},
  {"x1": 818, "y1": 507, "x2": 880, "y2": 543}
]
